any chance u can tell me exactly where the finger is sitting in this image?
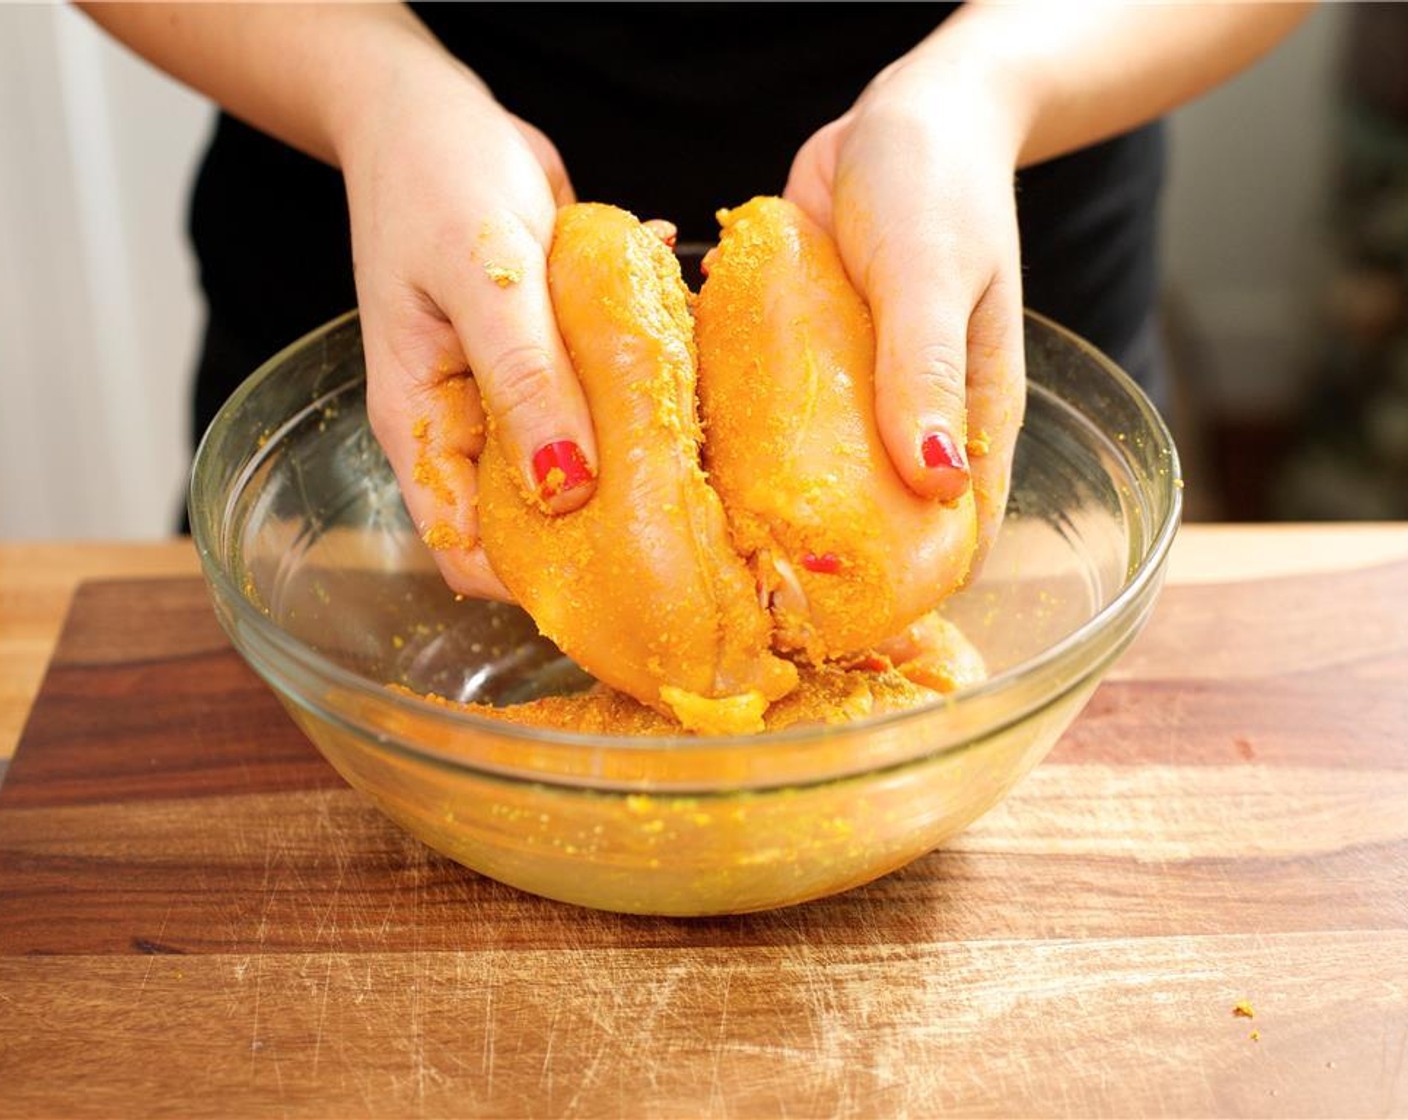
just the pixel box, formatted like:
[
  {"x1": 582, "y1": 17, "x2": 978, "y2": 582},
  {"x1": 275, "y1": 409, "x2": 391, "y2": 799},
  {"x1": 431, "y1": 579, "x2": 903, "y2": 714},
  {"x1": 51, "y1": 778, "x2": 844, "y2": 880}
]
[
  {"x1": 436, "y1": 215, "x2": 598, "y2": 515},
  {"x1": 865, "y1": 232, "x2": 974, "y2": 503},
  {"x1": 965, "y1": 270, "x2": 1026, "y2": 568},
  {"x1": 508, "y1": 113, "x2": 577, "y2": 208},
  {"x1": 413, "y1": 444, "x2": 511, "y2": 601},
  {"x1": 363, "y1": 305, "x2": 512, "y2": 601},
  {"x1": 782, "y1": 116, "x2": 848, "y2": 235},
  {"x1": 643, "y1": 218, "x2": 678, "y2": 248}
]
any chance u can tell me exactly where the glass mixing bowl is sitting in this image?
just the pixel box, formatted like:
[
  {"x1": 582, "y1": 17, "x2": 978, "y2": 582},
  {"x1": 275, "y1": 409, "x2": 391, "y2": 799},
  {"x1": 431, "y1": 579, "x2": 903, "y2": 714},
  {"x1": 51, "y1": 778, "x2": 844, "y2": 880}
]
[{"x1": 190, "y1": 310, "x2": 1180, "y2": 916}]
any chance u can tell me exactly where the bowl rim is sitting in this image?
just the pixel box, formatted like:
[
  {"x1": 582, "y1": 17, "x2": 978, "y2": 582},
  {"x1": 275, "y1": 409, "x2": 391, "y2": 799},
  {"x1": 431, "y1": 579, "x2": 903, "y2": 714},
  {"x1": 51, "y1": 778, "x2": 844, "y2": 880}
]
[{"x1": 190, "y1": 307, "x2": 1182, "y2": 761}]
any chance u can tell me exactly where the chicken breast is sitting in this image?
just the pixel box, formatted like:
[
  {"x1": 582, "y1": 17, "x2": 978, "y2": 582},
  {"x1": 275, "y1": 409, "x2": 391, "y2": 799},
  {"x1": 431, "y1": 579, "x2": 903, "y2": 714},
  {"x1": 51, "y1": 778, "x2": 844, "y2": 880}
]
[
  {"x1": 476, "y1": 203, "x2": 798, "y2": 735},
  {"x1": 694, "y1": 197, "x2": 978, "y2": 662}
]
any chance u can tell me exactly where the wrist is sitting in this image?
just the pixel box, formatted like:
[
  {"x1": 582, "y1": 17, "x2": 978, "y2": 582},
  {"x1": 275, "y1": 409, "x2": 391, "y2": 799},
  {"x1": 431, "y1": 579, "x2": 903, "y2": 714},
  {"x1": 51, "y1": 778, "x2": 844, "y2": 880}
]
[
  {"x1": 872, "y1": 42, "x2": 1037, "y2": 172},
  {"x1": 322, "y1": 10, "x2": 493, "y2": 170},
  {"x1": 870, "y1": 2, "x2": 1068, "y2": 171}
]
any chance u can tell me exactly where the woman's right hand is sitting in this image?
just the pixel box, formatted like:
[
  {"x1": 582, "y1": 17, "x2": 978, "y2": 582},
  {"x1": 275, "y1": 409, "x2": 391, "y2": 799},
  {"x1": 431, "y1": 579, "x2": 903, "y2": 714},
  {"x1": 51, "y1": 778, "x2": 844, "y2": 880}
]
[
  {"x1": 74, "y1": 6, "x2": 593, "y2": 600},
  {"x1": 334, "y1": 44, "x2": 592, "y2": 600}
]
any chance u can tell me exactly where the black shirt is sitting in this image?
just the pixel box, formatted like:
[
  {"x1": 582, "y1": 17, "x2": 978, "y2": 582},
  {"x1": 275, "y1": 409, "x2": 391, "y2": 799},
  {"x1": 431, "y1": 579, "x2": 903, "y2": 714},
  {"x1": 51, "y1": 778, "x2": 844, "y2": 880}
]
[{"x1": 188, "y1": 3, "x2": 1164, "y2": 445}]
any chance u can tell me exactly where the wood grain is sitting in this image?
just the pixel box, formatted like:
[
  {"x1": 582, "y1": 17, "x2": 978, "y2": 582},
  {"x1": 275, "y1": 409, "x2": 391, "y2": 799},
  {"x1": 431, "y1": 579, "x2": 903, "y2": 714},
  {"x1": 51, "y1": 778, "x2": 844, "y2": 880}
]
[
  {"x1": 1, "y1": 540, "x2": 1407, "y2": 1117},
  {"x1": 5, "y1": 528, "x2": 1405, "y2": 762},
  {"x1": 2, "y1": 935, "x2": 1403, "y2": 1119},
  {"x1": 0, "y1": 540, "x2": 197, "y2": 761},
  {"x1": 5, "y1": 526, "x2": 1402, "y2": 760}
]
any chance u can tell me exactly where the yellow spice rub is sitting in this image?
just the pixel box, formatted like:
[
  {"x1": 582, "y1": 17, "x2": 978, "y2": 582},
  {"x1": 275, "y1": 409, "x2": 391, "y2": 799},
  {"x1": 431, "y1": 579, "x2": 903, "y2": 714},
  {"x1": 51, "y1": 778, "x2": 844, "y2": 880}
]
[
  {"x1": 401, "y1": 662, "x2": 940, "y2": 737},
  {"x1": 476, "y1": 203, "x2": 798, "y2": 735},
  {"x1": 393, "y1": 608, "x2": 986, "y2": 738},
  {"x1": 695, "y1": 197, "x2": 978, "y2": 662}
]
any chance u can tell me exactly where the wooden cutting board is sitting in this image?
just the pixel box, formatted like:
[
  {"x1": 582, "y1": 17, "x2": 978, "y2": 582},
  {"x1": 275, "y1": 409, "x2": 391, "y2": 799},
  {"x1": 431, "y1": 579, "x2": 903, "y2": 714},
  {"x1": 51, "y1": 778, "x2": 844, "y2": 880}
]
[{"x1": 1, "y1": 569, "x2": 1406, "y2": 1119}]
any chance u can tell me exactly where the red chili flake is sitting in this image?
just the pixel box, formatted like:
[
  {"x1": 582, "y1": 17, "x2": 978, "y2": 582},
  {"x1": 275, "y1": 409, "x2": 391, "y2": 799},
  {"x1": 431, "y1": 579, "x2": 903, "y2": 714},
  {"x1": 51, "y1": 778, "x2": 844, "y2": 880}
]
[{"x1": 801, "y1": 551, "x2": 842, "y2": 575}]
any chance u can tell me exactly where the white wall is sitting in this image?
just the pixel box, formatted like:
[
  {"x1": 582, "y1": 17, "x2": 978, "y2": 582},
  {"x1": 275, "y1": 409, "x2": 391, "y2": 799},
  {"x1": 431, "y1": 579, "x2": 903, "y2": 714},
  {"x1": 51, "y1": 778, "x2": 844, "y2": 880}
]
[
  {"x1": 0, "y1": 5, "x2": 1347, "y2": 538},
  {"x1": 0, "y1": 4, "x2": 209, "y2": 539}
]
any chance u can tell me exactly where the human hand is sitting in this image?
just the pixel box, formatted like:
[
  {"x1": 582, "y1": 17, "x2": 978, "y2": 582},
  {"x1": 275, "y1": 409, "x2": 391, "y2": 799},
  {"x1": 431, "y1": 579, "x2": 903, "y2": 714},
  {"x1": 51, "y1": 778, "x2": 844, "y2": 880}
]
[
  {"x1": 785, "y1": 55, "x2": 1028, "y2": 563},
  {"x1": 335, "y1": 51, "x2": 591, "y2": 600}
]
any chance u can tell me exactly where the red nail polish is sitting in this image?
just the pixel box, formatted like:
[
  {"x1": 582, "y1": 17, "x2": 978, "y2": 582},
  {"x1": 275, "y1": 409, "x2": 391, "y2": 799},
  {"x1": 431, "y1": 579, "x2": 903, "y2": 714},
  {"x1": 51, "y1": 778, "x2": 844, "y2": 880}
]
[
  {"x1": 921, "y1": 431, "x2": 966, "y2": 472},
  {"x1": 532, "y1": 440, "x2": 594, "y2": 500},
  {"x1": 801, "y1": 551, "x2": 843, "y2": 575}
]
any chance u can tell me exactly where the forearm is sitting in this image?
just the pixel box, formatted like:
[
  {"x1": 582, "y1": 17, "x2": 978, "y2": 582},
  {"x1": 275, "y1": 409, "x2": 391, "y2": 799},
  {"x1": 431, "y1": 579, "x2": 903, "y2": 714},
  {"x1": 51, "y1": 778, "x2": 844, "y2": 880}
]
[
  {"x1": 895, "y1": 1, "x2": 1312, "y2": 167},
  {"x1": 77, "y1": 2, "x2": 470, "y2": 166}
]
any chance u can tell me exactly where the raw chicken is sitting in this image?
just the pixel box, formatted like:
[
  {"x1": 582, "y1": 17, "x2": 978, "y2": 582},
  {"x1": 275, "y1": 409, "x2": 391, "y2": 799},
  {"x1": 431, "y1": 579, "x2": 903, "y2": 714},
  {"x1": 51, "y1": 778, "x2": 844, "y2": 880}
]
[
  {"x1": 476, "y1": 203, "x2": 798, "y2": 735},
  {"x1": 695, "y1": 197, "x2": 978, "y2": 662}
]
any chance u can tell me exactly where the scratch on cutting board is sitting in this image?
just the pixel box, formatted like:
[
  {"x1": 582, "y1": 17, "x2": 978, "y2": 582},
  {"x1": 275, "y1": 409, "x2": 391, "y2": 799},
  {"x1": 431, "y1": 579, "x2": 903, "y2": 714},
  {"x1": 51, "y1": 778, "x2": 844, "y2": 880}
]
[
  {"x1": 561, "y1": 1034, "x2": 616, "y2": 1117},
  {"x1": 254, "y1": 834, "x2": 282, "y2": 947},
  {"x1": 310, "y1": 954, "x2": 333, "y2": 1077},
  {"x1": 402, "y1": 843, "x2": 449, "y2": 1110},
  {"x1": 249, "y1": 953, "x2": 265, "y2": 1069},
  {"x1": 1383, "y1": 1006, "x2": 1408, "y2": 1112},
  {"x1": 475, "y1": 949, "x2": 498, "y2": 1102},
  {"x1": 412, "y1": 864, "x2": 428, "y2": 1111},
  {"x1": 133, "y1": 901, "x2": 173, "y2": 1003},
  {"x1": 539, "y1": 1001, "x2": 562, "y2": 1106},
  {"x1": 558, "y1": 966, "x2": 634, "y2": 1117},
  {"x1": 313, "y1": 882, "x2": 344, "y2": 944},
  {"x1": 634, "y1": 963, "x2": 690, "y2": 1039},
  {"x1": 245, "y1": 951, "x2": 291, "y2": 1116},
  {"x1": 705, "y1": 963, "x2": 737, "y2": 1116}
]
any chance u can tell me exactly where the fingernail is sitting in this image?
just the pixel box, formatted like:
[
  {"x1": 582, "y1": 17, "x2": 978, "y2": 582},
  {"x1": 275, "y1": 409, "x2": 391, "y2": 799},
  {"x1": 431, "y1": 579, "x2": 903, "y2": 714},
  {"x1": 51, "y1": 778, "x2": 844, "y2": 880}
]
[
  {"x1": 532, "y1": 440, "x2": 594, "y2": 500},
  {"x1": 920, "y1": 431, "x2": 970, "y2": 501},
  {"x1": 800, "y1": 551, "x2": 843, "y2": 575},
  {"x1": 921, "y1": 430, "x2": 967, "y2": 473}
]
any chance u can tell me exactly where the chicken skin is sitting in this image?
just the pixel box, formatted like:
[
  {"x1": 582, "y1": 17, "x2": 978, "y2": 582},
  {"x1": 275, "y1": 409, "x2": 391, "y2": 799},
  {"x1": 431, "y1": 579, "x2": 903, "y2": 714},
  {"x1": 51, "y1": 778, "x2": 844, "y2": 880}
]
[
  {"x1": 694, "y1": 197, "x2": 978, "y2": 662},
  {"x1": 476, "y1": 203, "x2": 798, "y2": 735}
]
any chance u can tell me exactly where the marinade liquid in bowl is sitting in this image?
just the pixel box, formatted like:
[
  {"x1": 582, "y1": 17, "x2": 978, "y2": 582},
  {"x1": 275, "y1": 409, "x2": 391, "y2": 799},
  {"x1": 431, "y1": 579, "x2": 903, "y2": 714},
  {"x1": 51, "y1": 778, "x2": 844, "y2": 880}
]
[{"x1": 191, "y1": 310, "x2": 1181, "y2": 915}]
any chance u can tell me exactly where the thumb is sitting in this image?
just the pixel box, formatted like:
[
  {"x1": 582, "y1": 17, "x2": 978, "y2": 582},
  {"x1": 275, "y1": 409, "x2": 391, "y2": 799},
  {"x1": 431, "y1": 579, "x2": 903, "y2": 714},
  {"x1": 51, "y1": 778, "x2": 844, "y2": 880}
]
[
  {"x1": 865, "y1": 243, "x2": 973, "y2": 503},
  {"x1": 508, "y1": 114, "x2": 576, "y2": 207},
  {"x1": 782, "y1": 116, "x2": 849, "y2": 235}
]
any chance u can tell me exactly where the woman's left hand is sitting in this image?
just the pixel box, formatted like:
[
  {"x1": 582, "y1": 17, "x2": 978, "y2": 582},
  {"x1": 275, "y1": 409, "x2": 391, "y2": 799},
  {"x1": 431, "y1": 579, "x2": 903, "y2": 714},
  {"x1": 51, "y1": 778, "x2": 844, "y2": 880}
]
[{"x1": 785, "y1": 55, "x2": 1029, "y2": 565}]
